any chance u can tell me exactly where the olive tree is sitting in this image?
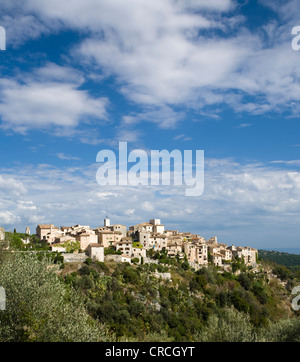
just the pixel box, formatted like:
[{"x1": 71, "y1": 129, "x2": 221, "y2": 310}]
[
  {"x1": 0, "y1": 252, "x2": 114, "y2": 342},
  {"x1": 195, "y1": 308, "x2": 258, "y2": 342}
]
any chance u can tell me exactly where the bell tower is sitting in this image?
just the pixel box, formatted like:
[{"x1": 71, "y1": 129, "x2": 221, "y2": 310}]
[{"x1": 104, "y1": 216, "x2": 110, "y2": 227}]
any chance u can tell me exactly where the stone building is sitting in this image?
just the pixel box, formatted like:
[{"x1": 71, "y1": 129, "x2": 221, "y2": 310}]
[
  {"x1": 99, "y1": 231, "x2": 123, "y2": 248},
  {"x1": 116, "y1": 239, "x2": 132, "y2": 257},
  {"x1": 87, "y1": 244, "x2": 104, "y2": 262},
  {"x1": 184, "y1": 241, "x2": 208, "y2": 266},
  {"x1": 36, "y1": 224, "x2": 56, "y2": 240},
  {"x1": 76, "y1": 232, "x2": 98, "y2": 251}
]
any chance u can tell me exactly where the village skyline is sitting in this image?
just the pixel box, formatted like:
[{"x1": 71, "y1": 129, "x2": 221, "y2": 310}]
[
  {"x1": 0, "y1": 1, "x2": 299, "y2": 251},
  {"x1": 10, "y1": 217, "x2": 257, "y2": 271}
]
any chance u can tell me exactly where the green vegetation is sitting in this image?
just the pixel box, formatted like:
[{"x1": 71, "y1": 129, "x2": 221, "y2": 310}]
[
  {"x1": 58, "y1": 240, "x2": 81, "y2": 253},
  {"x1": 61, "y1": 251, "x2": 300, "y2": 342},
  {"x1": 132, "y1": 242, "x2": 143, "y2": 248},
  {"x1": 259, "y1": 249, "x2": 300, "y2": 271},
  {"x1": 1, "y1": 243, "x2": 300, "y2": 342},
  {"x1": 104, "y1": 247, "x2": 122, "y2": 256},
  {"x1": 0, "y1": 252, "x2": 112, "y2": 342},
  {"x1": 4, "y1": 231, "x2": 50, "y2": 251}
]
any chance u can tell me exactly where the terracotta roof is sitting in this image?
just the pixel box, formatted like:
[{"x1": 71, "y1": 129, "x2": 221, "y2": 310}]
[{"x1": 37, "y1": 224, "x2": 54, "y2": 229}]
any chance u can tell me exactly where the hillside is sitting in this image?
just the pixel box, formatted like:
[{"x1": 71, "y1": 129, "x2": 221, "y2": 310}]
[
  {"x1": 61, "y1": 253, "x2": 300, "y2": 342},
  {"x1": 259, "y1": 249, "x2": 300, "y2": 271},
  {"x1": 1, "y1": 248, "x2": 300, "y2": 342}
]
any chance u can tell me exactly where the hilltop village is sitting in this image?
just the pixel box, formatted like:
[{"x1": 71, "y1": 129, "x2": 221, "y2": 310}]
[{"x1": 34, "y1": 218, "x2": 258, "y2": 271}]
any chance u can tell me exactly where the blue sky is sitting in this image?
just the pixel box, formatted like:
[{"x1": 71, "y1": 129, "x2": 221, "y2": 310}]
[{"x1": 0, "y1": 0, "x2": 300, "y2": 250}]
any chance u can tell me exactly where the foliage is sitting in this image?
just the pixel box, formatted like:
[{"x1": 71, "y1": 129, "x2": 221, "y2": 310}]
[
  {"x1": 195, "y1": 308, "x2": 258, "y2": 342},
  {"x1": 132, "y1": 242, "x2": 143, "y2": 249},
  {"x1": 36, "y1": 251, "x2": 64, "y2": 266},
  {"x1": 272, "y1": 265, "x2": 293, "y2": 281},
  {"x1": 131, "y1": 257, "x2": 140, "y2": 264},
  {"x1": 59, "y1": 256, "x2": 299, "y2": 342},
  {"x1": 1, "y1": 247, "x2": 299, "y2": 342},
  {"x1": 259, "y1": 249, "x2": 300, "y2": 270},
  {"x1": 0, "y1": 252, "x2": 113, "y2": 342},
  {"x1": 260, "y1": 317, "x2": 300, "y2": 342},
  {"x1": 5, "y1": 232, "x2": 50, "y2": 251},
  {"x1": 59, "y1": 240, "x2": 81, "y2": 253},
  {"x1": 104, "y1": 247, "x2": 122, "y2": 256}
]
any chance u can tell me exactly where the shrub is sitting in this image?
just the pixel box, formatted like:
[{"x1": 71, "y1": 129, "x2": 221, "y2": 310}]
[
  {"x1": 260, "y1": 318, "x2": 300, "y2": 342},
  {"x1": 122, "y1": 266, "x2": 140, "y2": 284},
  {"x1": 0, "y1": 252, "x2": 113, "y2": 342},
  {"x1": 238, "y1": 273, "x2": 251, "y2": 290},
  {"x1": 272, "y1": 265, "x2": 292, "y2": 281},
  {"x1": 85, "y1": 258, "x2": 92, "y2": 265},
  {"x1": 195, "y1": 308, "x2": 258, "y2": 342}
]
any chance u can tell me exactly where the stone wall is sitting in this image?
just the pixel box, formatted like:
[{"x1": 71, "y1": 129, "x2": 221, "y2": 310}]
[{"x1": 63, "y1": 253, "x2": 88, "y2": 263}]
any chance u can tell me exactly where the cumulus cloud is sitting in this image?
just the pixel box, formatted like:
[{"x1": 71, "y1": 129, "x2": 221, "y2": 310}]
[
  {"x1": 0, "y1": 211, "x2": 20, "y2": 225},
  {"x1": 1, "y1": 0, "x2": 299, "y2": 124},
  {"x1": 0, "y1": 174, "x2": 27, "y2": 196},
  {"x1": 0, "y1": 64, "x2": 108, "y2": 133},
  {"x1": 0, "y1": 158, "x2": 299, "y2": 247},
  {"x1": 0, "y1": 174, "x2": 36, "y2": 227},
  {"x1": 17, "y1": 0, "x2": 299, "y2": 119}
]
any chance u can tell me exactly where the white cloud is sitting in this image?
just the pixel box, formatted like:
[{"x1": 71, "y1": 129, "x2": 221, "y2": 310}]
[
  {"x1": 34, "y1": 63, "x2": 85, "y2": 84},
  {"x1": 0, "y1": 65, "x2": 108, "y2": 133},
  {"x1": 123, "y1": 106, "x2": 185, "y2": 129},
  {"x1": 0, "y1": 158, "x2": 299, "y2": 247},
  {"x1": 1, "y1": 0, "x2": 299, "y2": 120},
  {"x1": 56, "y1": 153, "x2": 81, "y2": 161},
  {"x1": 1, "y1": 14, "x2": 51, "y2": 47},
  {"x1": 0, "y1": 175, "x2": 37, "y2": 227},
  {"x1": 173, "y1": 134, "x2": 192, "y2": 141},
  {"x1": 0, "y1": 211, "x2": 20, "y2": 225},
  {"x1": 77, "y1": 32, "x2": 250, "y2": 108},
  {"x1": 17, "y1": 201, "x2": 37, "y2": 210},
  {"x1": 124, "y1": 209, "x2": 135, "y2": 217},
  {"x1": 236, "y1": 123, "x2": 252, "y2": 129},
  {"x1": 66, "y1": 0, "x2": 300, "y2": 117},
  {"x1": 96, "y1": 192, "x2": 119, "y2": 200},
  {"x1": 142, "y1": 201, "x2": 154, "y2": 212},
  {"x1": 0, "y1": 174, "x2": 26, "y2": 196},
  {"x1": 176, "y1": 0, "x2": 234, "y2": 11}
]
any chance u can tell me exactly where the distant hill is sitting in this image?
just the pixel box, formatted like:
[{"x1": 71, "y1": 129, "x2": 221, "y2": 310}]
[
  {"x1": 259, "y1": 249, "x2": 300, "y2": 270},
  {"x1": 262, "y1": 248, "x2": 300, "y2": 255}
]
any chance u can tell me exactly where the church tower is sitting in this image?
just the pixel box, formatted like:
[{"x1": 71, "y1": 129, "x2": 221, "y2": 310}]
[{"x1": 104, "y1": 216, "x2": 110, "y2": 227}]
